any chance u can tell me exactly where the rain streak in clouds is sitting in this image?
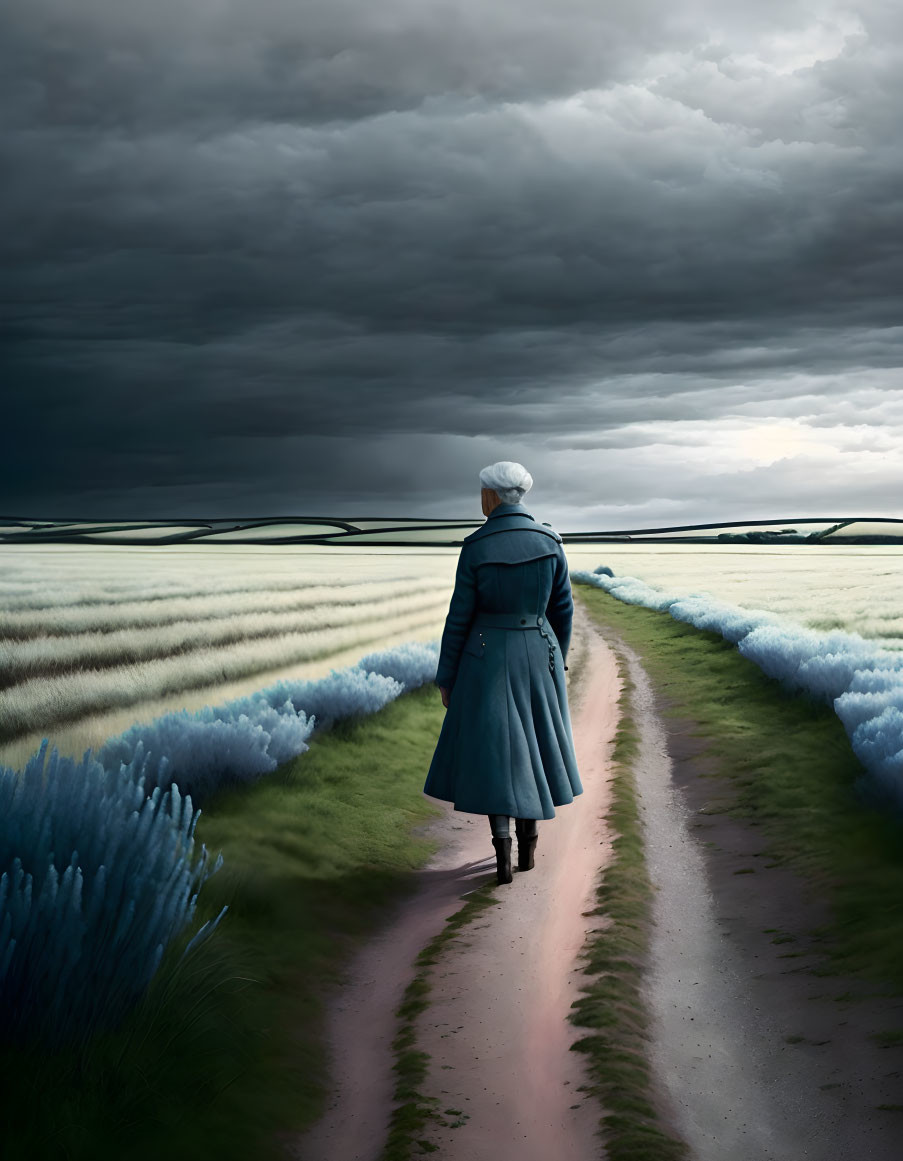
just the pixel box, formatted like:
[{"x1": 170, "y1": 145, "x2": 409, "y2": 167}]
[{"x1": 2, "y1": 0, "x2": 902, "y2": 527}]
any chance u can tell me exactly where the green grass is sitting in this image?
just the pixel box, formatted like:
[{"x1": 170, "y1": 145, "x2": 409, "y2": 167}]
[
  {"x1": 2, "y1": 684, "x2": 451, "y2": 1161},
  {"x1": 575, "y1": 583, "x2": 903, "y2": 1033}
]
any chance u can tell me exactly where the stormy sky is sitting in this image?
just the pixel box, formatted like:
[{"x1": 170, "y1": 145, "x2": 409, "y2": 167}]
[{"x1": 2, "y1": 0, "x2": 902, "y2": 531}]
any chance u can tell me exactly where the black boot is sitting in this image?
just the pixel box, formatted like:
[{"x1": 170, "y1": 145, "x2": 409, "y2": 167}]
[
  {"x1": 491, "y1": 836, "x2": 513, "y2": 884},
  {"x1": 514, "y1": 818, "x2": 538, "y2": 871}
]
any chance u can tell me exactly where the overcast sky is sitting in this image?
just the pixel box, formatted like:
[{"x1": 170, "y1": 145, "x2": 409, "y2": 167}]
[{"x1": 2, "y1": 0, "x2": 901, "y2": 531}]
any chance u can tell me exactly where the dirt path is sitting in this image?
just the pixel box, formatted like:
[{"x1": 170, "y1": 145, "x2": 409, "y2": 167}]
[
  {"x1": 406, "y1": 604, "x2": 620, "y2": 1159},
  {"x1": 608, "y1": 630, "x2": 903, "y2": 1161},
  {"x1": 286, "y1": 601, "x2": 621, "y2": 1161}
]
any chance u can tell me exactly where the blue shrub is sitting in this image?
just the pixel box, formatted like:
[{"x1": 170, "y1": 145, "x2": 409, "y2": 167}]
[
  {"x1": 259, "y1": 640, "x2": 439, "y2": 731},
  {"x1": 255, "y1": 668, "x2": 403, "y2": 734},
  {"x1": 98, "y1": 698, "x2": 317, "y2": 801},
  {"x1": 354, "y1": 639, "x2": 441, "y2": 691},
  {"x1": 667, "y1": 594, "x2": 782, "y2": 645},
  {"x1": 0, "y1": 739, "x2": 226, "y2": 1050}
]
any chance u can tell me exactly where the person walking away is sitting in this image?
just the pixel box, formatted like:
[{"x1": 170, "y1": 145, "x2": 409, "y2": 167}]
[{"x1": 423, "y1": 461, "x2": 582, "y2": 885}]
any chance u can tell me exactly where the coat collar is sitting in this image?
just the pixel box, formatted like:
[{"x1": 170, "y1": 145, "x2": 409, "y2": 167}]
[
  {"x1": 486, "y1": 501, "x2": 533, "y2": 521},
  {"x1": 466, "y1": 500, "x2": 560, "y2": 547}
]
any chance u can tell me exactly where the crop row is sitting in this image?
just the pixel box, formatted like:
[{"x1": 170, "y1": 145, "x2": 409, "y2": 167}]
[
  {"x1": 2, "y1": 576, "x2": 451, "y2": 638},
  {"x1": 0, "y1": 605, "x2": 446, "y2": 743},
  {"x1": 0, "y1": 586, "x2": 450, "y2": 682},
  {"x1": 0, "y1": 568, "x2": 434, "y2": 612}
]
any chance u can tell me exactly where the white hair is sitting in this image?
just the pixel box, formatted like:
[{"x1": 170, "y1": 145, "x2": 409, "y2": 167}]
[{"x1": 479, "y1": 461, "x2": 533, "y2": 505}]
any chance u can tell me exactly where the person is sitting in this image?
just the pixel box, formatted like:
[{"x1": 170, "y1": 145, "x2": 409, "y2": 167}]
[{"x1": 423, "y1": 461, "x2": 583, "y2": 885}]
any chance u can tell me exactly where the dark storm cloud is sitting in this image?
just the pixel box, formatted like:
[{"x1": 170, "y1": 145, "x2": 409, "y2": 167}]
[
  {"x1": 0, "y1": 0, "x2": 712, "y2": 132},
  {"x1": 2, "y1": 0, "x2": 902, "y2": 524}
]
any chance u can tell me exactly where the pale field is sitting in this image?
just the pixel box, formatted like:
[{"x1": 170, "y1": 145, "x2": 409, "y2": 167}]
[
  {"x1": 565, "y1": 544, "x2": 903, "y2": 646},
  {"x1": 0, "y1": 545, "x2": 457, "y2": 771},
  {"x1": 1, "y1": 541, "x2": 900, "y2": 772}
]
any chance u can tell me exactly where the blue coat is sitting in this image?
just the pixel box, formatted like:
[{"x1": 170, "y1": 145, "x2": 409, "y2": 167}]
[{"x1": 423, "y1": 501, "x2": 583, "y2": 819}]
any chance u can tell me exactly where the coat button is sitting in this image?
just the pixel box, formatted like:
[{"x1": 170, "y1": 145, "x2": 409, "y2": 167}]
[{"x1": 520, "y1": 618, "x2": 526, "y2": 624}]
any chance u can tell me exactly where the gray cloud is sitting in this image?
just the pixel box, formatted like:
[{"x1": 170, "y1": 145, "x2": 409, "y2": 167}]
[
  {"x1": 2, "y1": 0, "x2": 902, "y2": 526},
  {"x1": 0, "y1": 0, "x2": 717, "y2": 132}
]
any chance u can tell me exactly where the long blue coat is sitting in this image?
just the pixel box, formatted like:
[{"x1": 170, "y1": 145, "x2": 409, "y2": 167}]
[{"x1": 423, "y1": 501, "x2": 583, "y2": 819}]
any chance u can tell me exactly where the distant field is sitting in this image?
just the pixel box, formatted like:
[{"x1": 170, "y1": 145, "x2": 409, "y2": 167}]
[
  {"x1": 2, "y1": 540, "x2": 901, "y2": 774},
  {"x1": 0, "y1": 545, "x2": 457, "y2": 771},
  {"x1": 822, "y1": 521, "x2": 903, "y2": 539},
  {"x1": 565, "y1": 543, "x2": 903, "y2": 646}
]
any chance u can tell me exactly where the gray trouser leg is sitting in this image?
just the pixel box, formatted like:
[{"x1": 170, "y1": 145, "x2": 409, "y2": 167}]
[{"x1": 488, "y1": 813, "x2": 511, "y2": 837}]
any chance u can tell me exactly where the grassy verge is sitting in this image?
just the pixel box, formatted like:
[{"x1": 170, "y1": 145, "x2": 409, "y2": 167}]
[
  {"x1": 2, "y1": 683, "x2": 451, "y2": 1161},
  {"x1": 574, "y1": 584, "x2": 903, "y2": 1001}
]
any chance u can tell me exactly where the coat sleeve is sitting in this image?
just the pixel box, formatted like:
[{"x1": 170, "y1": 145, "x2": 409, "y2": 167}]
[
  {"x1": 435, "y1": 545, "x2": 478, "y2": 690},
  {"x1": 544, "y1": 544, "x2": 573, "y2": 662}
]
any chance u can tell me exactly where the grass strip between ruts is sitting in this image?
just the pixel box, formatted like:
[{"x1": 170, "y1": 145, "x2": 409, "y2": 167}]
[
  {"x1": 566, "y1": 600, "x2": 693, "y2": 1161},
  {"x1": 377, "y1": 881, "x2": 501, "y2": 1159}
]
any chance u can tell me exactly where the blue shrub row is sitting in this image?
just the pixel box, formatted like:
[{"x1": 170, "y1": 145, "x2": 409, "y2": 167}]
[
  {"x1": 2, "y1": 639, "x2": 440, "y2": 1049},
  {"x1": 573, "y1": 566, "x2": 903, "y2": 815},
  {"x1": 95, "y1": 640, "x2": 441, "y2": 803}
]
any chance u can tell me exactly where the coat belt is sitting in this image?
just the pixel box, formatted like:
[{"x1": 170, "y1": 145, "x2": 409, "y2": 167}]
[
  {"x1": 471, "y1": 612, "x2": 560, "y2": 673},
  {"x1": 471, "y1": 612, "x2": 546, "y2": 628}
]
